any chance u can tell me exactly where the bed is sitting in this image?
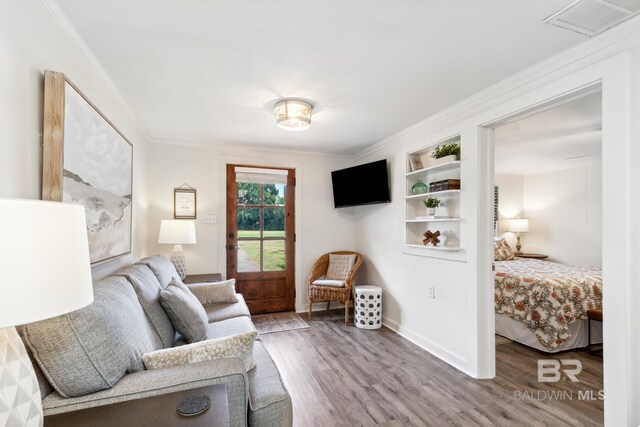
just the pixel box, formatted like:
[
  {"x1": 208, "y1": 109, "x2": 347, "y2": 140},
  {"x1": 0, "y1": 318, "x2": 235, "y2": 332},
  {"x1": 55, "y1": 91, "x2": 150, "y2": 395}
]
[{"x1": 494, "y1": 258, "x2": 602, "y2": 352}]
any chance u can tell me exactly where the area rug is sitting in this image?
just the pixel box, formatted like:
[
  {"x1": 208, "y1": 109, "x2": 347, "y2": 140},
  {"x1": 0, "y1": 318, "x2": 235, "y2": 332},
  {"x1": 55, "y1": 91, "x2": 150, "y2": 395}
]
[{"x1": 252, "y1": 312, "x2": 310, "y2": 335}]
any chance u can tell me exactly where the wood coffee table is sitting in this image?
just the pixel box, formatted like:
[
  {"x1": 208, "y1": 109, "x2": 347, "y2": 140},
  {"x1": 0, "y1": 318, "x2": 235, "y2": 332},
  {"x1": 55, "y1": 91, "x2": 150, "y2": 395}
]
[{"x1": 44, "y1": 384, "x2": 229, "y2": 427}]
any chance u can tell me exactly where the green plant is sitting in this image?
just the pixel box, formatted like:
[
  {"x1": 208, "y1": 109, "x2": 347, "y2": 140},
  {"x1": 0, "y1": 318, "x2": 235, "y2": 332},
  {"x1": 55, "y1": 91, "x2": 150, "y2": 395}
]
[
  {"x1": 430, "y1": 143, "x2": 460, "y2": 159},
  {"x1": 423, "y1": 197, "x2": 441, "y2": 209}
]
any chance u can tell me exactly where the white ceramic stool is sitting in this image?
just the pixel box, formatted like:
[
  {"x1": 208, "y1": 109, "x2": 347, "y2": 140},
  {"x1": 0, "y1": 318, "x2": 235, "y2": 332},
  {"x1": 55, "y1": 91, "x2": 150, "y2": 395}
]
[{"x1": 353, "y1": 286, "x2": 382, "y2": 329}]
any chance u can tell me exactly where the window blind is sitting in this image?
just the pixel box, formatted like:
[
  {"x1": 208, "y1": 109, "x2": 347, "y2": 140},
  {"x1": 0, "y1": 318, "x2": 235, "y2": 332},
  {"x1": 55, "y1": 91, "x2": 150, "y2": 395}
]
[{"x1": 235, "y1": 167, "x2": 288, "y2": 185}]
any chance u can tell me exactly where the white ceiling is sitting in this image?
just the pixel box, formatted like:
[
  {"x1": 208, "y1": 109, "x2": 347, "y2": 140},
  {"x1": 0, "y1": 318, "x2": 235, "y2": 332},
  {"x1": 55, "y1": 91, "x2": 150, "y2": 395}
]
[
  {"x1": 56, "y1": 0, "x2": 586, "y2": 154},
  {"x1": 494, "y1": 91, "x2": 602, "y2": 175}
]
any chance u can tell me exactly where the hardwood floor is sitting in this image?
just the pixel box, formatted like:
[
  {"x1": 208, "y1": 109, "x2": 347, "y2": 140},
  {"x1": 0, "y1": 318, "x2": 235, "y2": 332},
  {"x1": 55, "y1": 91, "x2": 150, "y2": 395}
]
[{"x1": 260, "y1": 309, "x2": 603, "y2": 427}]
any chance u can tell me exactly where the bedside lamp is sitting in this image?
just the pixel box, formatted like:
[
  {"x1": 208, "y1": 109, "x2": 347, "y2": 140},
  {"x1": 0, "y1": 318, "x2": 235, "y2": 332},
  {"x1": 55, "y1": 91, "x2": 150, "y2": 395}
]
[
  {"x1": 507, "y1": 217, "x2": 529, "y2": 254},
  {"x1": 0, "y1": 199, "x2": 94, "y2": 426},
  {"x1": 158, "y1": 220, "x2": 196, "y2": 280}
]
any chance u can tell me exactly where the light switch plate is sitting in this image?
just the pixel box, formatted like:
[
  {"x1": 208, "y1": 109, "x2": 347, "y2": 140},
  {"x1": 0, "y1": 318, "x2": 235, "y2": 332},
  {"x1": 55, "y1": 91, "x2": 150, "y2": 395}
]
[
  {"x1": 203, "y1": 214, "x2": 217, "y2": 224},
  {"x1": 427, "y1": 285, "x2": 435, "y2": 299}
]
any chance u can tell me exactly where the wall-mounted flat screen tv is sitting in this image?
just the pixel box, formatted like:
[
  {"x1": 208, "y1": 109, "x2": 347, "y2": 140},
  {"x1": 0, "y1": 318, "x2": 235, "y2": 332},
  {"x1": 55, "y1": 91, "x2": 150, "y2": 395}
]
[{"x1": 331, "y1": 160, "x2": 391, "y2": 208}]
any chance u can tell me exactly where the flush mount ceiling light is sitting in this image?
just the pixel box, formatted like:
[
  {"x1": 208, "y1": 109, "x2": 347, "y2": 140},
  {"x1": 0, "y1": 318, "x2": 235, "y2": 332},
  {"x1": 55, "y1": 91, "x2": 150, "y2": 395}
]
[
  {"x1": 274, "y1": 99, "x2": 312, "y2": 131},
  {"x1": 544, "y1": 0, "x2": 640, "y2": 37}
]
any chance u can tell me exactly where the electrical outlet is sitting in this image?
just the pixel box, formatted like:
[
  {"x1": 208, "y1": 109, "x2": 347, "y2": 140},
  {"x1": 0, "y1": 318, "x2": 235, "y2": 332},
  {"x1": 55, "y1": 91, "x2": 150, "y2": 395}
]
[
  {"x1": 427, "y1": 285, "x2": 436, "y2": 299},
  {"x1": 203, "y1": 214, "x2": 217, "y2": 224}
]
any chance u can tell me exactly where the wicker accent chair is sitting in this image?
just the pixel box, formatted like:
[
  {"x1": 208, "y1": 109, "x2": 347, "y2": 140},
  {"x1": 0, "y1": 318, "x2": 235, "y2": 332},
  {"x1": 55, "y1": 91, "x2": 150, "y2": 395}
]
[{"x1": 307, "y1": 251, "x2": 363, "y2": 325}]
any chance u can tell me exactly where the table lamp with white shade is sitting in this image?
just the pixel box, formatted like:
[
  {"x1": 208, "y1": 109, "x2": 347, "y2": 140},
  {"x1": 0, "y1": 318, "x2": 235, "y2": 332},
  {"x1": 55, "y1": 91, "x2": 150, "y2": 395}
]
[
  {"x1": 158, "y1": 220, "x2": 196, "y2": 280},
  {"x1": 507, "y1": 217, "x2": 530, "y2": 254},
  {"x1": 0, "y1": 199, "x2": 94, "y2": 427}
]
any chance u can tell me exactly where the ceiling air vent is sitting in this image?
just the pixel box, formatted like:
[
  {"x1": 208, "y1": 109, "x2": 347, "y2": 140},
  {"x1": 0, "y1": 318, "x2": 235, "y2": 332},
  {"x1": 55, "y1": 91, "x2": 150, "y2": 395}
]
[{"x1": 544, "y1": 0, "x2": 640, "y2": 36}]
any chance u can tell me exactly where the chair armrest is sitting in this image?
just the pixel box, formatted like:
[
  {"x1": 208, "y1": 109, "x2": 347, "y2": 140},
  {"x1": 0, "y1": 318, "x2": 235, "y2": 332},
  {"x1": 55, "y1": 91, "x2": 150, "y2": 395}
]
[{"x1": 42, "y1": 358, "x2": 248, "y2": 426}]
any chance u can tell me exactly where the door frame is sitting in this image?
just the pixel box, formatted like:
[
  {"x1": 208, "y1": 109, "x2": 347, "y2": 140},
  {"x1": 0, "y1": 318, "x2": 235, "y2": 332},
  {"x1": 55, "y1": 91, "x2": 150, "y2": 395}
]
[
  {"x1": 225, "y1": 164, "x2": 295, "y2": 313},
  {"x1": 475, "y1": 53, "x2": 632, "y2": 425}
]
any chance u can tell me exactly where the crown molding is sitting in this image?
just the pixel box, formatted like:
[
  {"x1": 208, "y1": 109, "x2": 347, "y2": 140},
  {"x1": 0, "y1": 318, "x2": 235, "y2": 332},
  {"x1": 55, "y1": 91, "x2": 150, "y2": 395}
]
[
  {"x1": 40, "y1": 0, "x2": 152, "y2": 142},
  {"x1": 354, "y1": 15, "x2": 640, "y2": 161}
]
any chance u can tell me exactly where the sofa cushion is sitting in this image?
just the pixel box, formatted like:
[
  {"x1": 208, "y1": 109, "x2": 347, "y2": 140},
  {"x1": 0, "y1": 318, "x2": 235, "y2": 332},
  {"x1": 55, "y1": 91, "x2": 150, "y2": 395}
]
[
  {"x1": 115, "y1": 264, "x2": 175, "y2": 347},
  {"x1": 23, "y1": 276, "x2": 162, "y2": 397},
  {"x1": 312, "y1": 279, "x2": 345, "y2": 288},
  {"x1": 174, "y1": 315, "x2": 257, "y2": 346},
  {"x1": 160, "y1": 279, "x2": 208, "y2": 343},
  {"x1": 137, "y1": 255, "x2": 181, "y2": 289},
  {"x1": 248, "y1": 341, "x2": 293, "y2": 427},
  {"x1": 326, "y1": 254, "x2": 356, "y2": 280},
  {"x1": 143, "y1": 331, "x2": 258, "y2": 372},
  {"x1": 187, "y1": 279, "x2": 239, "y2": 305},
  {"x1": 205, "y1": 294, "x2": 251, "y2": 322}
]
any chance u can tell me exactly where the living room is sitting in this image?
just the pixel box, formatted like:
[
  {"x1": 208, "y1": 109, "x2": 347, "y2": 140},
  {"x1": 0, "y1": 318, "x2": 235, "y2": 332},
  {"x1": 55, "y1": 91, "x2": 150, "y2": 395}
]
[{"x1": 2, "y1": 1, "x2": 640, "y2": 427}]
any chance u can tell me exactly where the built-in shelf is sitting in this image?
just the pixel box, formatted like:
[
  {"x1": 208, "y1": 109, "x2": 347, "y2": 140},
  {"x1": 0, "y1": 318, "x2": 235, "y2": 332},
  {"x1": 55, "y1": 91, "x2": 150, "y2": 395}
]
[
  {"x1": 405, "y1": 218, "x2": 460, "y2": 223},
  {"x1": 405, "y1": 244, "x2": 461, "y2": 251},
  {"x1": 405, "y1": 161, "x2": 461, "y2": 178},
  {"x1": 405, "y1": 189, "x2": 460, "y2": 200}
]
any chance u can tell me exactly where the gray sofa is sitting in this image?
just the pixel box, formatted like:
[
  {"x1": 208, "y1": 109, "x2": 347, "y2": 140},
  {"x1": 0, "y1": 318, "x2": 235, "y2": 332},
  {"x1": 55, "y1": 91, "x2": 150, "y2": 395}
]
[{"x1": 21, "y1": 255, "x2": 292, "y2": 427}]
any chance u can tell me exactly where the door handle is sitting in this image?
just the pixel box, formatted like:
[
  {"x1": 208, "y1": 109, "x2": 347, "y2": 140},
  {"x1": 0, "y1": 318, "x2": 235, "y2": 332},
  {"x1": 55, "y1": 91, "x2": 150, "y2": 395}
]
[{"x1": 228, "y1": 244, "x2": 235, "y2": 250}]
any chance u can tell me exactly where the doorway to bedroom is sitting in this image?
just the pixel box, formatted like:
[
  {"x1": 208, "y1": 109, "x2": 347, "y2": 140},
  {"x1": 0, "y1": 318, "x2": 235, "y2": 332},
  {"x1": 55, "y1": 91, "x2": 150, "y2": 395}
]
[{"x1": 490, "y1": 89, "x2": 604, "y2": 423}]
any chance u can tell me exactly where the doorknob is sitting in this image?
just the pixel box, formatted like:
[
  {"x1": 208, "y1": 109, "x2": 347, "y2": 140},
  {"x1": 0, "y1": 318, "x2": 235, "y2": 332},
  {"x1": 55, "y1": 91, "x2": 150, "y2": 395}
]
[
  {"x1": 228, "y1": 232, "x2": 235, "y2": 238},
  {"x1": 228, "y1": 244, "x2": 235, "y2": 250}
]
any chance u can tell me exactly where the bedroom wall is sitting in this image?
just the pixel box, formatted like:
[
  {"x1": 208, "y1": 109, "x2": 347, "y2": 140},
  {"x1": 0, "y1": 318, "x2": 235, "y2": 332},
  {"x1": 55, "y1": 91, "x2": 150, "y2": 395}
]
[
  {"x1": 0, "y1": 1, "x2": 151, "y2": 279},
  {"x1": 522, "y1": 164, "x2": 602, "y2": 267},
  {"x1": 144, "y1": 142, "x2": 355, "y2": 312}
]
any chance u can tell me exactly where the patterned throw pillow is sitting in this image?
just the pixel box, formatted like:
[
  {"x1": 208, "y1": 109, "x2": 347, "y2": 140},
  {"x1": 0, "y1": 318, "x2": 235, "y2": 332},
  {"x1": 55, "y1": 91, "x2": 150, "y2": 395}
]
[
  {"x1": 160, "y1": 279, "x2": 208, "y2": 343},
  {"x1": 187, "y1": 279, "x2": 239, "y2": 305},
  {"x1": 142, "y1": 331, "x2": 258, "y2": 371},
  {"x1": 494, "y1": 238, "x2": 515, "y2": 261},
  {"x1": 326, "y1": 254, "x2": 357, "y2": 280}
]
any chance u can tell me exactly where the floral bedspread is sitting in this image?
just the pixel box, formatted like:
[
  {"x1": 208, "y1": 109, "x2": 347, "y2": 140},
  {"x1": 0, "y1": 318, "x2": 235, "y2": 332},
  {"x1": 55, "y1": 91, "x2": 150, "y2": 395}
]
[{"x1": 495, "y1": 259, "x2": 602, "y2": 349}]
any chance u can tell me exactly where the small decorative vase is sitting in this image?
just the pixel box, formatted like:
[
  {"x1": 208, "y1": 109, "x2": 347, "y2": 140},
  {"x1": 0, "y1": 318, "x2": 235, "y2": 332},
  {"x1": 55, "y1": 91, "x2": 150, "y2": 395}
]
[
  {"x1": 411, "y1": 180, "x2": 428, "y2": 195},
  {"x1": 426, "y1": 207, "x2": 436, "y2": 216}
]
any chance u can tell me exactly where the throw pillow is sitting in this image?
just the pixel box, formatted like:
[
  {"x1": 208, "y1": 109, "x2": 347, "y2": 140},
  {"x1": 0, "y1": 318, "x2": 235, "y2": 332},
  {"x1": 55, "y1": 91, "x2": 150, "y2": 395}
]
[
  {"x1": 494, "y1": 238, "x2": 515, "y2": 261},
  {"x1": 160, "y1": 279, "x2": 208, "y2": 343},
  {"x1": 142, "y1": 331, "x2": 258, "y2": 372},
  {"x1": 326, "y1": 254, "x2": 357, "y2": 280},
  {"x1": 187, "y1": 279, "x2": 239, "y2": 305}
]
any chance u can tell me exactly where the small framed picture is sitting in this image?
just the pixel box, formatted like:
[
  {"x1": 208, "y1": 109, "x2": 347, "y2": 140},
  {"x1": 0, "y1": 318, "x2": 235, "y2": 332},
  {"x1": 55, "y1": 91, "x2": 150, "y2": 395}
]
[
  {"x1": 174, "y1": 188, "x2": 197, "y2": 219},
  {"x1": 409, "y1": 154, "x2": 424, "y2": 172}
]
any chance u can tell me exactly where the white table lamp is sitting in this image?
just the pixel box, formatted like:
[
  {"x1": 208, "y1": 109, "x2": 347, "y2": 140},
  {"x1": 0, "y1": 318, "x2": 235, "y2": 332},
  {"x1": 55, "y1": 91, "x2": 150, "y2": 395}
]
[
  {"x1": 0, "y1": 199, "x2": 94, "y2": 427},
  {"x1": 507, "y1": 217, "x2": 529, "y2": 254},
  {"x1": 158, "y1": 220, "x2": 196, "y2": 280}
]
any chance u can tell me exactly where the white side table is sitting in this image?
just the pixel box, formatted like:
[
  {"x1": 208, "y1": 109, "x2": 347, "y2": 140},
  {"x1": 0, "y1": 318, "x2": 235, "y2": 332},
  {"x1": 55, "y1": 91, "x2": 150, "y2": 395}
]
[{"x1": 353, "y1": 286, "x2": 382, "y2": 329}]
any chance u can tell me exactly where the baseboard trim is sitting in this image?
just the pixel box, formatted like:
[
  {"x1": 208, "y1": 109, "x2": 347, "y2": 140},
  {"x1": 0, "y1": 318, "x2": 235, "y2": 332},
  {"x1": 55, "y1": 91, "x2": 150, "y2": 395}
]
[{"x1": 382, "y1": 316, "x2": 475, "y2": 377}]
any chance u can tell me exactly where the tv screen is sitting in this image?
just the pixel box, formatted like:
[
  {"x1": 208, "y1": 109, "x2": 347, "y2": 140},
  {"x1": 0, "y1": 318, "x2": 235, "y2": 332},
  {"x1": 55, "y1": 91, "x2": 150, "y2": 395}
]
[{"x1": 331, "y1": 160, "x2": 391, "y2": 208}]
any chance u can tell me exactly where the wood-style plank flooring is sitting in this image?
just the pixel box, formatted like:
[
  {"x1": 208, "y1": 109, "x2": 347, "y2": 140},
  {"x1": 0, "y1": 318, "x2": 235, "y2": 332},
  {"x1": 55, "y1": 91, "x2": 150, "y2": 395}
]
[{"x1": 260, "y1": 309, "x2": 603, "y2": 427}]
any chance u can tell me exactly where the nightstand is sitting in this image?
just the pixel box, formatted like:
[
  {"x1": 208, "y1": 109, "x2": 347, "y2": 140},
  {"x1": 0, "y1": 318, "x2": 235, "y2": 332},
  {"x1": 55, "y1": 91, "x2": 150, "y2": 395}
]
[
  {"x1": 515, "y1": 253, "x2": 548, "y2": 259},
  {"x1": 184, "y1": 273, "x2": 223, "y2": 284},
  {"x1": 44, "y1": 384, "x2": 229, "y2": 427}
]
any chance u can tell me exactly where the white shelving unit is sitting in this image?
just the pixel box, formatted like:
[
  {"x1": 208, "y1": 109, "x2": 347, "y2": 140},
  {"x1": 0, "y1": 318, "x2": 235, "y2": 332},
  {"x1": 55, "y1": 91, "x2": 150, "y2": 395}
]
[{"x1": 404, "y1": 135, "x2": 463, "y2": 259}]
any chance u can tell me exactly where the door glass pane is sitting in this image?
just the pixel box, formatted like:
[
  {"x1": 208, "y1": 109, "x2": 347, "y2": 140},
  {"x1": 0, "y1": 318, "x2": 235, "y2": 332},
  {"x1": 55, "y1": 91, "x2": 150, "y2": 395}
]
[
  {"x1": 237, "y1": 240, "x2": 261, "y2": 272},
  {"x1": 237, "y1": 208, "x2": 261, "y2": 238},
  {"x1": 237, "y1": 182, "x2": 260, "y2": 205},
  {"x1": 263, "y1": 183, "x2": 286, "y2": 206},
  {"x1": 263, "y1": 240, "x2": 285, "y2": 271},
  {"x1": 264, "y1": 208, "x2": 285, "y2": 237}
]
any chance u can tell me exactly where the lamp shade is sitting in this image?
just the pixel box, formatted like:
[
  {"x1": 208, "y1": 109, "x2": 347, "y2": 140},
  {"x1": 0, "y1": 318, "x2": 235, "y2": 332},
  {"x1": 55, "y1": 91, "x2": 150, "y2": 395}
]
[
  {"x1": 508, "y1": 218, "x2": 530, "y2": 233},
  {"x1": 274, "y1": 99, "x2": 312, "y2": 131},
  {"x1": 158, "y1": 220, "x2": 196, "y2": 244},
  {"x1": 0, "y1": 199, "x2": 94, "y2": 328}
]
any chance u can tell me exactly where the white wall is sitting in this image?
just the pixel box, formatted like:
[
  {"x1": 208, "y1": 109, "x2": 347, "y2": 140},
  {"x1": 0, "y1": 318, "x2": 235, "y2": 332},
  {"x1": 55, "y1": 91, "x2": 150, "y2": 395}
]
[
  {"x1": 522, "y1": 164, "x2": 602, "y2": 267},
  {"x1": 144, "y1": 142, "x2": 355, "y2": 312},
  {"x1": 0, "y1": 1, "x2": 151, "y2": 279},
  {"x1": 496, "y1": 165, "x2": 602, "y2": 267}
]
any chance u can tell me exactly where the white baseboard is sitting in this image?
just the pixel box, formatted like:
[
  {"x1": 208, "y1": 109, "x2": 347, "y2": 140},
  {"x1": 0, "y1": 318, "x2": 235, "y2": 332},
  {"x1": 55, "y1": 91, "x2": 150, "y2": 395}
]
[{"x1": 382, "y1": 316, "x2": 475, "y2": 377}]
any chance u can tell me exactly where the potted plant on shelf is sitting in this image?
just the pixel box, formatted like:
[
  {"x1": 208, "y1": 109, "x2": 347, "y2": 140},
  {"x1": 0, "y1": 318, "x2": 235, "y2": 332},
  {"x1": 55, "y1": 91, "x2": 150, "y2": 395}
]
[
  {"x1": 423, "y1": 197, "x2": 441, "y2": 216},
  {"x1": 430, "y1": 142, "x2": 460, "y2": 165}
]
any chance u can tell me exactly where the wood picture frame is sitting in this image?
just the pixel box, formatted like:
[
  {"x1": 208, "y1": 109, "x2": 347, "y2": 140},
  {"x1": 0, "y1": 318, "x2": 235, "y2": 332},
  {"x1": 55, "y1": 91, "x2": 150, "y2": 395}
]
[
  {"x1": 42, "y1": 70, "x2": 133, "y2": 265},
  {"x1": 174, "y1": 187, "x2": 197, "y2": 219},
  {"x1": 409, "y1": 154, "x2": 424, "y2": 172}
]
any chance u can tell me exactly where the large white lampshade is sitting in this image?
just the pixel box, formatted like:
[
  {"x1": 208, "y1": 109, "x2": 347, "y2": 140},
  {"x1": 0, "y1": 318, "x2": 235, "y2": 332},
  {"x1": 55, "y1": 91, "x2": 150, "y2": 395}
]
[
  {"x1": 158, "y1": 220, "x2": 196, "y2": 280},
  {"x1": 0, "y1": 199, "x2": 94, "y2": 427},
  {"x1": 507, "y1": 218, "x2": 529, "y2": 233}
]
